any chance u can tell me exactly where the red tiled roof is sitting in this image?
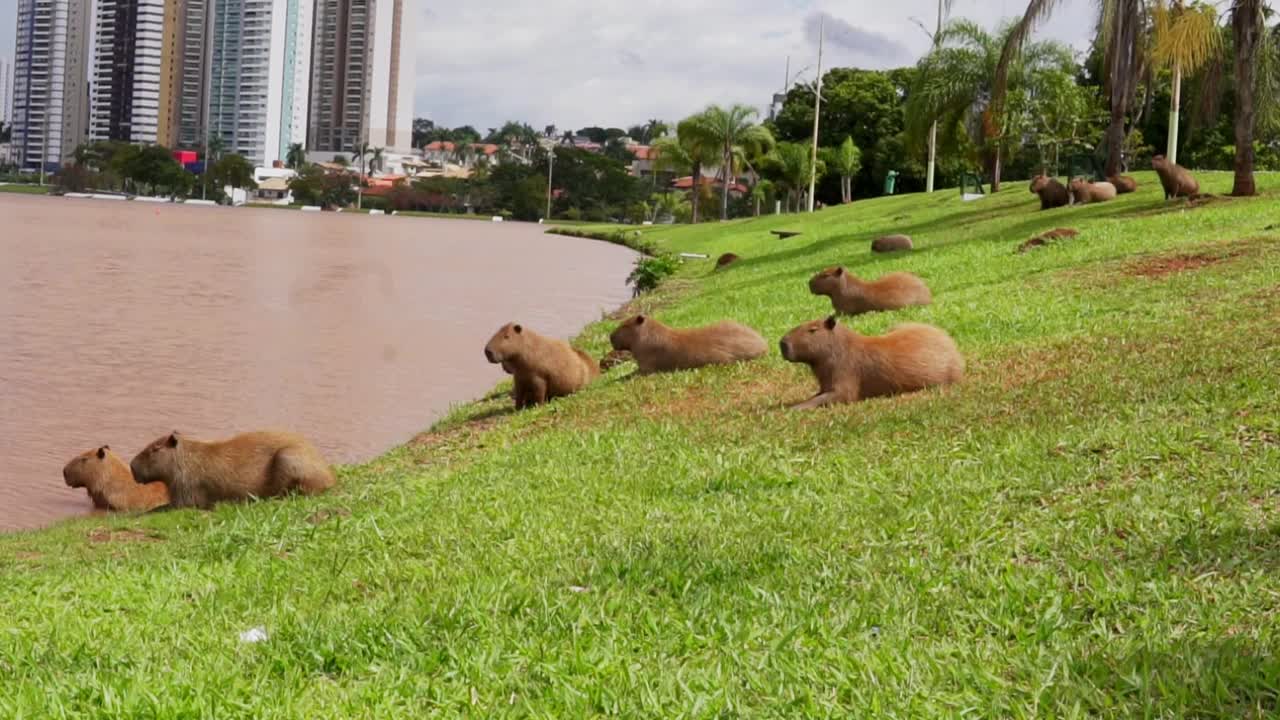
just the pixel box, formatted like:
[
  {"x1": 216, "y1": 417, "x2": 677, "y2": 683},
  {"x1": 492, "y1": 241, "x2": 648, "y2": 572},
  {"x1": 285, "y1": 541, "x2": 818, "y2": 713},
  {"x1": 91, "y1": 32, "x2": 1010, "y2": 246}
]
[
  {"x1": 672, "y1": 176, "x2": 747, "y2": 194},
  {"x1": 629, "y1": 145, "x2": 654, "y2": 160}
]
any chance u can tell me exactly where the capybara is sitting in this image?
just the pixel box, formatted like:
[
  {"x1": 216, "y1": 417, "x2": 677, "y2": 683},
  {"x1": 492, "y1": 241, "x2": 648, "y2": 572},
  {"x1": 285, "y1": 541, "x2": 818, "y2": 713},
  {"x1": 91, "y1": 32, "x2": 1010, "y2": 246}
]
[
  {"x1": 130, "y1": 431, "x2": 335, "y2": 509},
  {"x1": 871, "y1": 234, "x2": 913, "y2": 253},
  {"x1": 1069, "y1": 179, "x2": 1118, "y2": 204},
  {"x1": 1151, "y1": 155, "x2": 1200, "y2": 199},
  {"x1": 1030, "y1": 175, "x2": 1070, "y2": 210},
  {"x1": 484, "y1": 323, "x2": 599, "y2": 408},
  {"x1": 778, "y1": 316, "x2": 964, "y2": 409},
  {"x1": 1016, "y1": 227, "x2": 1080, "y2": 253},
  {"x1": 715, "y1": 253, "x2": 741, "y2": 269},
  {"x1": 808, "y1": 267, "x2": 932, "y2": 316},
  {"x1": 1108, "y1": 175, "x2": 1138, "y2": 194},
  {"x1": 609, "y1": 314, "x2": 767, "y2": 374},
  {"x1": 64, "y1": 445, "x2": 169, "y2": 512}
]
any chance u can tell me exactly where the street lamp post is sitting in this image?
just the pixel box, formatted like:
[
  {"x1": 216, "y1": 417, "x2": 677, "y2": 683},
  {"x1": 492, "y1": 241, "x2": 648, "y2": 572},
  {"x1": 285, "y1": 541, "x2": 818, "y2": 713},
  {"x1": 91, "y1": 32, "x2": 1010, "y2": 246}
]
[
  {"x1": 545, "y1": 147, "x2": 554, "y2": 221},
  {"x1": 807, "y1": 15, "x2": 824, "y2": 213}
]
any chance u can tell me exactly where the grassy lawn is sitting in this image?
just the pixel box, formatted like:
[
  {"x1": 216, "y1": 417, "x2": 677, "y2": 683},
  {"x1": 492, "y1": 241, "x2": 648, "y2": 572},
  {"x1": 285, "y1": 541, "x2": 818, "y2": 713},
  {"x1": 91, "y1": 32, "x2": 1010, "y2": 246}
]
[
  {"x1": 2, "y1": 172, "x2": 1279, "y2": 717},
  {"x1": 0, "y1": 183, "x2": 51, "y2": 195}
]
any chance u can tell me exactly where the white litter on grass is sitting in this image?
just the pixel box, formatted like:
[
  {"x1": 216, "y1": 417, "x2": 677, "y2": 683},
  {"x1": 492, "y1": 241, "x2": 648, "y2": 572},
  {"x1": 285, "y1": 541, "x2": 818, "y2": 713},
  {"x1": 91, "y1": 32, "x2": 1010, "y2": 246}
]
[
  {"x1": 568, "y1": 585, "x2": 590, "y2": 593},
  {"x1": 492, "y1": 216, "x2": 504, "y2": 222},
  {"x1": 678, "y1": 253, "x2": 709, "y2": 259},
  {"x1": 239, "y1": 626, "x2": 269, "y2": 643}
]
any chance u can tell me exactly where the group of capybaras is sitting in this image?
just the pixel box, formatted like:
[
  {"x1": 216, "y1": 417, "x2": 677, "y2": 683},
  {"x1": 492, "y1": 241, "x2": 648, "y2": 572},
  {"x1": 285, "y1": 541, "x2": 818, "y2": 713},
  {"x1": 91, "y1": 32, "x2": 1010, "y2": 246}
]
[{"x1": 65, "y1": 160, "x2": 1203, "y2": 516}]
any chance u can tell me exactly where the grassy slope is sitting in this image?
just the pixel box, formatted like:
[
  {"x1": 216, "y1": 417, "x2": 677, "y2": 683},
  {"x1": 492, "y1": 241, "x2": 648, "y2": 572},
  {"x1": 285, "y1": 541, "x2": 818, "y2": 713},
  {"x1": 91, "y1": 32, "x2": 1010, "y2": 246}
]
[
  {"x1": 3, "y1": 172, "x2": 1279, "y2": 718},
  {"x1": 0, "y1": 183, "x2": 52, "y2": 195}
]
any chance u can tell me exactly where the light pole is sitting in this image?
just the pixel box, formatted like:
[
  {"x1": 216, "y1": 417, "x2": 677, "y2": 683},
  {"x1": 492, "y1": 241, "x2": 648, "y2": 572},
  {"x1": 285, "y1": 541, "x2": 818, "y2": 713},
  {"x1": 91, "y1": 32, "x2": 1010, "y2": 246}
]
[
  {"x1": 545, "y1": 146, "x2": 554, "y2": 220},
  {"x1": 925, "y1": 0, "x2": 946, "y2": 194},
  {"x1": 807, "y1": 15, "x2": 824, "y2": 212}
]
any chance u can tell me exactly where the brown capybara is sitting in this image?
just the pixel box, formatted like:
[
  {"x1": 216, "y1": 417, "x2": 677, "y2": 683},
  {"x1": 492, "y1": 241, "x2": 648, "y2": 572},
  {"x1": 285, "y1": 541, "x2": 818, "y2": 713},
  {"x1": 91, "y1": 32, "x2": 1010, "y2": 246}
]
[
  {"x1": 715, "y1": 253, "x2": 741, "y2": 269},
  {"x1": 1030, "y1": 175, "x2": 1070, "y2": 210},
  {"x1": 1151, "y1": 155, "x2": 1200, "y2": 200},
  {"x1": 484, "y1": 323, "x2": 599, "y2": 408},
  {"x1": 64, "y1": 445, "x2": 169, "y2": 512},
  {"x1": 609, "y1": 315, "x2": 767, "y2": 374},
  {"x1": 871, "y1": 234, "x2": 913, "y2": 253},
  {"x1": 808, "y1": 267, "x2": 932, "y2": 316},
  {"x1": 779, "y1": 316, "x2": 964, "y2": 409},
  {"x1": 1069, "y1": 179, "x2": 1118, "y2": 204},
  {"x1": 1016, "y1": 227, "x2": 1080, "y2": 253},
  {"x1": 1107, "y1": 175, "x2": 1138, "y2": 194},
  {"x1": 130, "y1": 431, "x2": 335, "y2": 509}
]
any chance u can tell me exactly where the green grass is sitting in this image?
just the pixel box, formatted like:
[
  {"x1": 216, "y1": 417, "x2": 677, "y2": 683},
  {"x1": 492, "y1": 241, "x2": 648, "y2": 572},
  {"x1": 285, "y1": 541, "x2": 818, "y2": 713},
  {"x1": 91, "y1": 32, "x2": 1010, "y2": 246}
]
[
  {"x1": 4, "y1": 172, "x2": 1280, "y2": 717},
  {"x1": 0, "y1": 183, "x2": 51, "y2": 195}
]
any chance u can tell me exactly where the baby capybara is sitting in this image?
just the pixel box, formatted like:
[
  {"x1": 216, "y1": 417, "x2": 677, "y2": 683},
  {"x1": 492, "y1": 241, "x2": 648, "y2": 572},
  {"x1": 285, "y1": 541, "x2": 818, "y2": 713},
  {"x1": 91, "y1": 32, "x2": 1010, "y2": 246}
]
[
  {"x1": 779, "y1": 316, "x2": 964, "y2": 409},
  {"x1": 64, "y1": 445, "x2": 169, "y2": 512},
  {"x1": 1151, "y1": 155, "x2": 1200, "y2": 199},
  {"x1": 1030, "y1": 175, "x2": 1070, "y2": 210},
  {"x1": 609, "y1": 314, "x2": 767, "y2": 374},
  {"x1": 484, "y1": 322, "x2": 599, "y2": 408},
  {"x1": 1107, "y1": 175, "x2": 1138, "y2": 194},
  {"x1": 130, "y1": 431, "x2": 335, "y2": 509},
  {"x1": 871, "y1": 234, "x2": 913, "y2": 253},
  {"x1": 808, "y1": 267, "x2": 932, "y2": 315},
  {"x1": 1069, "y1": 179, "x2": 1118, "y2": 204}
]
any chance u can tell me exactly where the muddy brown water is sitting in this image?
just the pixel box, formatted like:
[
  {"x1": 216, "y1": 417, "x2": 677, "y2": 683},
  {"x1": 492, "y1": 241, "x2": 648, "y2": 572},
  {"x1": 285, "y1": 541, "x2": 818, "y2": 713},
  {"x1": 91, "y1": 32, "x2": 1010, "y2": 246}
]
[{"x1": 0, "y1": 195, "x2": 637, "y2": 531}]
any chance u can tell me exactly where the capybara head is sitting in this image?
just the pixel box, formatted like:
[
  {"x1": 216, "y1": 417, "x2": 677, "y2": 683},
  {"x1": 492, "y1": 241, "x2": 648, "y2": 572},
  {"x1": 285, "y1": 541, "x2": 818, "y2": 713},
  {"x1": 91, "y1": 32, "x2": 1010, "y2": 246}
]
[
  {"x1": 779, "y1": 316, "x2": 841, "y2": 363},
  {"x1": 808, "y1": 267, "x2": 847, "y2": 296},
  {"x1": 130, "y1": 431, "x2": 182, "y2": 484},
  {"x1": 1151, "y1": 154, "x2": 1168, "y2": 170},
  {"x1": 1030, "y1": 175, "x2": 1051, "y2": 193},
  {"x1": 609, "y1": 315, "x2": 650, "y2": 351},
  {"x1": 484, "y1": 323, "x2": 525, "y2": 364},
  {"x1": 63, "y1": 445, "x2": 122, "y2": 489},
  {"x1": 1069, "y1": 178, "x2": 1087, "y2": 191}
]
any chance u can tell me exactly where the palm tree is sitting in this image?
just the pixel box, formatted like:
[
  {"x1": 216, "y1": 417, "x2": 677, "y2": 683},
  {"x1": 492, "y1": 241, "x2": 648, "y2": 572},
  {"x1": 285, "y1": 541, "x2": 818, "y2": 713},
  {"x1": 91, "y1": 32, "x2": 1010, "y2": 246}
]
[
  {"x1": 772, "y1": 142, "x2": 824, "y2": 212},
  {"x1": 652, "y1": 114, "x2": 720, "y2": 223},
  {"x1": 1230, "y1": 0, "x2": 1269, "y2": 196},
  {"x1": 749, "y1": 178, "x2": 775, "y2": 217},
  {"x1": 1153, "y1": 1, "x2": 1221, "y2": 165},
  {"x1": 925, "y1": 0, "x2": 959, "y2": 193},
  {"x1": 544, "y1": 124, "x2": 557, "y2": 138},
  {"x1": 644, "y1": 119, "x2": 669, "y2": 143},
  {"x1": 996, "y1": 0, "x2": 1148, "y2": 179},
  {"x1": 687, "y1": 104, "x2": 775, "y2": 220},
  {"x1": 827, "y1": 137, "x2": 862, "y2": 204},
  {"x1": 354, "y1": 141, "x2": 372, "y2": 209},
  {"x1": 369, "y1": 147, "x2": 385, "y2": 174},
  {"x1": 286, "y1": 143, "x2": 307, "y2": 170}
]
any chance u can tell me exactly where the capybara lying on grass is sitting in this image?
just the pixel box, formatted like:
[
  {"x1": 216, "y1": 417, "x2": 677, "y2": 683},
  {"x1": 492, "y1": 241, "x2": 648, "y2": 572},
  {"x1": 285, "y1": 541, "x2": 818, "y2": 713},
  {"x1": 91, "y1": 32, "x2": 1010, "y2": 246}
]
[
  {"x1": 609, "y1": 314, "x2": 767, "y2": 374},
  {"x1": 1030, "y1": 175, "x2": 1070, "y2": 210},
  {"x1": 1151, "y1": 155, "x2": 1200, "y2": 200},
  {"x1": 64, "y1": 445, "x2": 169, "y2": 512},
  {"x1": 808, "y1": 267, "x2": 932, "y2": 315},
  {"x1": 715, "y1": 253, "x2": 741, "y2": 269},
  {"x1": 484, "y1": 322, "x2": 599, "y2": 408},
  {"x1": 131, "y1": 431, "x2": 335, "y2": 509},
  {"x1": 871, "y1": 234, "x2": 913, "y2": 253},
  {"x1": 1108, "y1": 175, "x2": 1138, "y2": 194},
  {"x1": 1069, "y1": 179, "x2": 1118, "y2": 204},
  {"x1": 779, "y1": 316, "x2": 964, "y2": 409}
]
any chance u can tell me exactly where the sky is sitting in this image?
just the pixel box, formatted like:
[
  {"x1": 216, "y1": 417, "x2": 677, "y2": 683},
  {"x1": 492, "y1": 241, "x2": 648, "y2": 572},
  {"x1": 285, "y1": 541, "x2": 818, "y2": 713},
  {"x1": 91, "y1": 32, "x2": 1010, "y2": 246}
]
[{"x1": 1, "y1": 0, "x2": 1094, "y2": 132}]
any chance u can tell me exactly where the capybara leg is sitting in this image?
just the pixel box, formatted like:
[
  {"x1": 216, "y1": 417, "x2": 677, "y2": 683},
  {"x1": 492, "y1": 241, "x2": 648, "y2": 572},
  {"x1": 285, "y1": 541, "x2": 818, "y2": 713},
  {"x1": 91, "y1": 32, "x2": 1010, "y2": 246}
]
[
  {"x1": 791, "y1": 392, "x2": 839, "y2": 410},
  {"x1": 512, "y1": 377, "x2": 531, "y2": 409},
  {"x1": 272, "y1": 448, "x2": 335, "y2": 496},
  {"x1": 523, "y1": 376, "x2": 548, "y2": 407}
]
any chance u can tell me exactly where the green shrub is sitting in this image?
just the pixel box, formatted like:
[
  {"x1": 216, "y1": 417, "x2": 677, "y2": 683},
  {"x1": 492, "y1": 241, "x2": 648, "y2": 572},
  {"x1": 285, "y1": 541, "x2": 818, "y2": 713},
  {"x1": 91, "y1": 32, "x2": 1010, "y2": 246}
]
[{"x1": 626, "y1": 253, "x2": 679, "y2": 295}]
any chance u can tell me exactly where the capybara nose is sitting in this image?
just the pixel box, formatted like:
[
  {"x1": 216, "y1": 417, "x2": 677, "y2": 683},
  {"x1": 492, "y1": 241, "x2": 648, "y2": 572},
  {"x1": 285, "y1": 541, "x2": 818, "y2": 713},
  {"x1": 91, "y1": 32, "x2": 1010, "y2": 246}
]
[
  {"x1": 63, "y1": 468, "x2": 73, "y2": 486},
  {"x1": 484, "y1": 348, "x2": 496, "y2": 363},
  {"x1": 779, "y1": 340, "x2": 791, "y2": 360}
]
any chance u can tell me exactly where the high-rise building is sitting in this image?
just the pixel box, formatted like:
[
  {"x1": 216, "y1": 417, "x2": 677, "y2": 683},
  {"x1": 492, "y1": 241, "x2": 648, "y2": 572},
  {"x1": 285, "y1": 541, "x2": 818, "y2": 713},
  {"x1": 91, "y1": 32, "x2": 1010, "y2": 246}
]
[
  {"x1": 309, "y1": 0, "x2": 415, "y2": 155},
  {"x1": 90, "y1": 0, "x2": 167, "y2": 144},
  {"x1": 208, "y1": 0, "x2": 312, "y2": 166},
  {"x1": 171, "y1": 0, "x2": 213, "y2": 150},
  {"x1": 11, "y1": 0, "x2": 92, "y2": 172},
  {"x1": 0, "y1": 56, "x2": 13, "y2": 126}
]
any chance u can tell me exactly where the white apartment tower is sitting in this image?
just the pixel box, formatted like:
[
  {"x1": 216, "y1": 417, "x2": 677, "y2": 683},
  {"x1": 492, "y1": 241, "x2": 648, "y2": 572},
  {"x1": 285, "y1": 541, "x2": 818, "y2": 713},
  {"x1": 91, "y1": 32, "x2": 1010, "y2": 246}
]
[
  {"x1": 208, "y1": 0, "x2": 312, "y2": 166},
  {"x1": 0, "y1": 56, "x2": 13, "y2": 126},
  {"x1": 11, "y1": 0, "x2": 92, "y2": 171}
]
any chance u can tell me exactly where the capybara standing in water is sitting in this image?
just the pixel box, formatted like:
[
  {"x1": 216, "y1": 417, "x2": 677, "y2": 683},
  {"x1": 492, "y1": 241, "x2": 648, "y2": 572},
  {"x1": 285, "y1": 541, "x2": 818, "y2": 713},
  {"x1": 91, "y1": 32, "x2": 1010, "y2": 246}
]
[
  {"x1": 871, "y1": 234, "x2": 913, "y2": 253},
  {"x1": 484, "y1": 323, "x2": 599, "y2": 408},
  {"x1": 1030, "y1": 175, "x2": 1070, "y2": 210},
  {"x1": 778, "y1": 316, "x2": 964, "y2": 409},
  {"x1": 808, "y1": 267, "x2": 932, "y2": 315},
  {"x1": 1069, "y1": 178, "x2": 1118, "y2": 204},
  {"x1": 64, "y1": 445, "x2": 169, "y2": 512},
  {"x1": 609, "y1": 315, "x2": 767, "y2": 374},
  {"x1": 130, "y1": 431, "x2": 335, "y2": 509},
  {"x1": 1107, "y1": 175, "x2": 1138, "y2": 194},
  {"x1": 1151, "y1": 155, "x2": 1200, "y2": 199}
]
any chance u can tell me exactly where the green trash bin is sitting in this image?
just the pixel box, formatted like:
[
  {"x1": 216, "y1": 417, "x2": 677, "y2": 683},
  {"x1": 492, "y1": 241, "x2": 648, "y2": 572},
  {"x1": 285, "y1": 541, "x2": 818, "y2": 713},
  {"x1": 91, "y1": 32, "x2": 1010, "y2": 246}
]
[{"x1": 883, "y1": 170, "x2": 899, "y2": 195}]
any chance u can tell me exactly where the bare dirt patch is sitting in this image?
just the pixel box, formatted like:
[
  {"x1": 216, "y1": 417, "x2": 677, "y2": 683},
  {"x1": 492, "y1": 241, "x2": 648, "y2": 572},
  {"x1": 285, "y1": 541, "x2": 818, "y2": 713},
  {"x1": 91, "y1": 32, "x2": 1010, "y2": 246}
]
[
  {"x1": 606, "y1": 279, "x2": 698, "y2": 320},
  {"x1": 1125, "y1": 251, "x2": 1239, "y2": 278},
  {"x1": 88, "y1": 528, "x2": 162, "y2": 544}
]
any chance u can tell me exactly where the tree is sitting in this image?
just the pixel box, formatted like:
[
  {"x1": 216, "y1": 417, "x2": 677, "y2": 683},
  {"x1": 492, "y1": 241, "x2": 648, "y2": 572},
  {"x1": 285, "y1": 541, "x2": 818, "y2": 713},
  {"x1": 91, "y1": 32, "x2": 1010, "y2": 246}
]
[
  {"x1": 369, "y1": 147, "x2": 385, "y2": 174},
  {"x1": 749, "y1": 178, "x2": 775, "y2": 216},
  {"x1": 354, "y1": 141, "x2": 371, "y2": 209},
  {"x1": 210, "y1": 154, "x2": 257, "y2": 194},
  {"x1": 286, "y1": 143, "x2": 307, "y2": 170},
  {"x1": 121, "y1": 145, "x2": 185, "y2": 196},
  {"x1": 651, "y1": 113, "x2": 721, "y2": 223},
  {"x1": 412, "y1": 118, "x2": 435, "y2": 147},
  {"x1": 1153, "y1": 1, "x2": 1221, "y2": 164},
  {"x1": 687, "y1": 104, "x2": 775, "y2": 220},
  {"x1": 1230, "y1": 0, "x2": 1269, "y2": 196},
  {"x1": 544, "y1": 124, "x2": 557, "y2": 138},
  {"x1": 825, "y1": 137, "x2": 863, "y2": 203},
  {"x1": 997, "y1": 0, "x2": 1150, "y2": 178},
  {"x1": 289, "y1": 165, "x2": 356, "y2": 209},
  {"x1": 577, "y1": 127, "x2": 609, "y2": 143},
  {"x1": 763, "y1": 142, "x2": 825, "y2": 212},
  {"x1": 205, "y1": 133, "x2": 225, "y2": 164}
]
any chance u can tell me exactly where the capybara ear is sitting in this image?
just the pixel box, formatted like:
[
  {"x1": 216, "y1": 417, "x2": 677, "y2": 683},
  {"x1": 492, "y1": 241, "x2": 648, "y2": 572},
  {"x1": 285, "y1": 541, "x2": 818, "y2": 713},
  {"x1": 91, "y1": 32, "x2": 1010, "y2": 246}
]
[
  {"x1": 833, "y1": 267, "x2": 844, "y2": 277},
  {"x1": 824, "y1": 315, "x2": 838, "y2": 330},
  {"x1": 513, "y1": 324, "x2": 523, "y2": 334},
  {"x1": 167, "y1": 433, "x2": 179, "y2": 448},
  {"x1": 97, "y1": 446, "x2": 107, "y2": 459},
  {"x1": 635, "y1": 314, "x2": 646, "y2": 325}
]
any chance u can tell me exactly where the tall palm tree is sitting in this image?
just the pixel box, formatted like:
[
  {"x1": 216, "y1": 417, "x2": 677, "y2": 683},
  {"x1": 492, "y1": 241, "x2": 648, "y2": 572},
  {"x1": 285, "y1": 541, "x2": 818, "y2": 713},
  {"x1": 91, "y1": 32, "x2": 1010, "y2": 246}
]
[
  {"x1": 644, "y1": 119, "x2": 669, "y2": 143},
  {"x1": 286, "y1": 143, "x2": 307, "y2": 170},
  {"x1": 354, "y1": 141, "x2": 372, "y2": 209},
  {"x1": 827, "y1": 137, "x2": 862, "y2": 204},
  {"x1": 1230, "y1": 0, "x2": 1269, "y2": 196},
  {"x1": 925, "y1": 0, "x2": 959, "y2": 193},
  {"x1": 996, "y1": 0, "x2": 1149, "y2": 178},
  {"x1": 772, "y1": 142, "x2": 824, "y2": 212},
  {"x1": 1153, "y1": 0, "x2": 1221, "y2": 164},
  {"x1": 653, "y1": 114, "x2": 720, "y2": 223},
  {"x1": 687, "y1": 104, "x2": 775, "y2": 220},
  {"x1": 369, "y1": 147, "x2": 385, "y2": 174}
]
